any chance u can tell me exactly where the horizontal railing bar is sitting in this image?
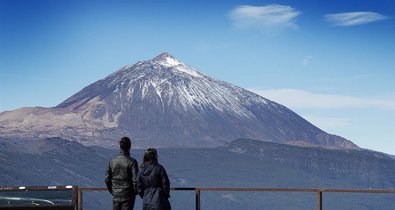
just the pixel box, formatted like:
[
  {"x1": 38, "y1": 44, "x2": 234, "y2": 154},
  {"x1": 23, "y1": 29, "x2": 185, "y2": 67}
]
[
  {"x1": 321, "y1": 189, "x2": 395, "y2": 193},
  {"x1": 0, "y1": 186, "x2": 77, "y2": 191},
  {"x1": 77, "y1": 187, "x2": 196, "y2": 191},
  {"x1": 77, "y1": 187, "x2": 395, "y2": 194},
  {"x1": 171, "y1": 187, "x2": 196, "y2": 191},
  {"x1": 196, "y1": 188, "x2": 395, "y2": 193},
  {"x1": 195, "y1": 187, "x2": 318, "y2": 192}
]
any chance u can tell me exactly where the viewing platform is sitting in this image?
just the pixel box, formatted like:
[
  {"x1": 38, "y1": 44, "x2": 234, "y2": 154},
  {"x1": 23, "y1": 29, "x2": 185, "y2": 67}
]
[{"x1": 1, "y1": 186, "x2": 395, "y2": 210}]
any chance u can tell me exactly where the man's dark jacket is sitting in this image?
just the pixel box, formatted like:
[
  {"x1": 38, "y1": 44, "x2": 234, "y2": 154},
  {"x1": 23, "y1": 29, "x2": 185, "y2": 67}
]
[
  {"x1": 105, "y1": 151, "x2": 139, "y2": 201},
  {"x1": 137, "y1": 162, "x2": 171, "y2": 210}
]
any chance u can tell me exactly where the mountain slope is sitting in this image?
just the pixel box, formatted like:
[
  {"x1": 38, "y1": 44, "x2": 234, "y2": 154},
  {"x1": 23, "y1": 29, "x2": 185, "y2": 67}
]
[
  {"x1": 0, "y1": 138, "x2": 393, "y2": 209},
  {"x1": 0, "y1": 53, "x2": 358, "y2": 149}
]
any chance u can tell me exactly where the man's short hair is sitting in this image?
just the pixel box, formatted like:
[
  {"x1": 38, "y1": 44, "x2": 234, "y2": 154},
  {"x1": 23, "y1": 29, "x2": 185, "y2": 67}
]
[{"x1": 120, "y1": 137, "x2": 131, "y2": 151}]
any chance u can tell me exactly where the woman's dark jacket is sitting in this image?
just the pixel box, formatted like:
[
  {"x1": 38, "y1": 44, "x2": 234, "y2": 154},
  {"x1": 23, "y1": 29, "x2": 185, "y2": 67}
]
[
  {"x1": 137, "y1": 162, "x2": 171, "y2": 210},
  {"x1": 105, "y1": 151, "x2": 139, "y2": 201}
]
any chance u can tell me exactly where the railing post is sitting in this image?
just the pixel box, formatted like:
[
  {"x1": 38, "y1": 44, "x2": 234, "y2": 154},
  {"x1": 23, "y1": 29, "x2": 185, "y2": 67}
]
[
  {"x1": 317, "y1": 190, "x2": 322, "y2": 210},
  {"x1": 195, "y1": 188, "x2": 200, "y2": 210},
  {"x1": 77, "y1": 189, "x2": 83, "y2": 210}
]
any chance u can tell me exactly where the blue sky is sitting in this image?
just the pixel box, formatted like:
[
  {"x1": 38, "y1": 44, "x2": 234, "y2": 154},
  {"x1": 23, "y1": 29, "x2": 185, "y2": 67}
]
[{"x1": 0, "y1": 0, "x2": 394, "y2": 154}]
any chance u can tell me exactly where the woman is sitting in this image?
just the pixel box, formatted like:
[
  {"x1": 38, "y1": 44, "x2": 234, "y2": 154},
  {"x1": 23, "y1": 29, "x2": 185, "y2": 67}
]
[{"x1": 137, "y1": 148, "x2": 171, "y2": 210}]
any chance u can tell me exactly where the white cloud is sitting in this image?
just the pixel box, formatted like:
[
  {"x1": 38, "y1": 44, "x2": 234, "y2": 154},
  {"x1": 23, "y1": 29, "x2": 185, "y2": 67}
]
[
  {"x1": 302, "y1": 56, "x2": 312, "y2": 67},
  {"x1": 325, "y1": 12, "x2": 387, "y2": 27},
  {"x1": 303, "y1": 115, "x2": 352, "y2": 129},
  {"x1": 249, "y1": 88, "x2": 395, "y2": 110},
  {"x1": 228, "y1": 5, "x2": 300, "y2": 31}
]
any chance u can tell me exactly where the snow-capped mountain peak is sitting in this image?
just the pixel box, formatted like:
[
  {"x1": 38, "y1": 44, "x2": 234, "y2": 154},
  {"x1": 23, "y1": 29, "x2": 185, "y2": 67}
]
[
  {"x1": 150, "y1": 52, "x2": 203, "y2": 78},
  {"x1": 152, "y1": 52, "x2": 181, "y2": 66},
  {"x1": 0, "y1": 53, "x2": 359, "y2": 149}
]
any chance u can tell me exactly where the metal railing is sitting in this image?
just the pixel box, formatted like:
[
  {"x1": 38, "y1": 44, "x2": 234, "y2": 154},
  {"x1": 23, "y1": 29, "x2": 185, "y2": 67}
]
[{"x1": 77, "y1": 187, "x2": 395, "y2": 210}]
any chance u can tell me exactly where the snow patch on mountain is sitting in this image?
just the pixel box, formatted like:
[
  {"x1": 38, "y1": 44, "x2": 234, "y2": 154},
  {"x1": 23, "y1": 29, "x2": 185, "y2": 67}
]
[
  {"x1": 158, "y1": 55, "x2": 182, "y2": 67},
  {"x1": 152, "y1": 53, "x2": 203, "y2": 78},
  {"x1": 173, "y1": 65, "x2": 203, "y2": 78}
]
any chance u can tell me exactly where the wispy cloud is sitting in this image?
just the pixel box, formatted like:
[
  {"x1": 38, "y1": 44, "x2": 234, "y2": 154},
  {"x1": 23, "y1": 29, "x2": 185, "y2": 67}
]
[
  {"x1": 249, "y1": 88, "x2": 395, "y2": 110},
  {"x1": 325, "y1": 12, "x2": 387, "y2": 27},
  {"x1": 302, "y1": 56, "x2": 312, "y2": 67},
  {"x1": 228, "y1": 5, "x2": 300, "y2": 31},
  {"x1": 303, "y1": 116, "x2": 352, "y2": 129}
]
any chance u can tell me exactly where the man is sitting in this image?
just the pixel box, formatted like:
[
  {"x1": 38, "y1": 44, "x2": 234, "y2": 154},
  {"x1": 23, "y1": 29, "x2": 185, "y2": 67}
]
[{"x1": 105, "y1": 137, "x2": 139, "y2": 210}]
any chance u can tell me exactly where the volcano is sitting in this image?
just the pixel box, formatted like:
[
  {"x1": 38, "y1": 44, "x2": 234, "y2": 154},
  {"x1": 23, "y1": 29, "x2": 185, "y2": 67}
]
[{"x1": 0, "y1": 53, "x2": 358, "y2": 149}]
